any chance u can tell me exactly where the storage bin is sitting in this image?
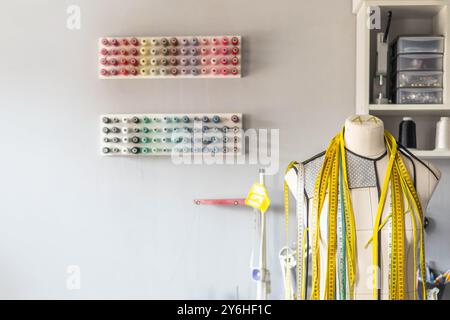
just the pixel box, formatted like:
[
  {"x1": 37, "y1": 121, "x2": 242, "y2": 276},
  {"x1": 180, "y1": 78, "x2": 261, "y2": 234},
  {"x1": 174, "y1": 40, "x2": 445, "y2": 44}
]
[
  {"x1": 396, "y1": 54, "x2": 443, "y2": 71},
  {"x1": 396, "y1": 36, "x2": 444, "y2": 54},
  {"x1": 396, "y1": 71, "x2": 443, "y2": 88},
  {"x1": 396, "y1": 88, "x2": 443, "y2": 104}
]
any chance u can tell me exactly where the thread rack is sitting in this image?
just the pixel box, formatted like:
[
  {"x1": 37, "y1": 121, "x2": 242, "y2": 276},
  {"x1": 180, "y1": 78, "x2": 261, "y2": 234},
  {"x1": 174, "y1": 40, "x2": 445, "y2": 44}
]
[
  {"x1": 100, "y1": 113, "x2": 243, "y2": 156},
  {"x1": 98, "y1": 36, "x2": 242, "y2": 79}
]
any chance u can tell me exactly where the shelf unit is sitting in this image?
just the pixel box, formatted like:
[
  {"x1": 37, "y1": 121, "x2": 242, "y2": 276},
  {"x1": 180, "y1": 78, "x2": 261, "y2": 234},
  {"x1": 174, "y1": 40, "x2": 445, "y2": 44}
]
[
  {"x1": 411, "y1": 149, "x2": 450, "y2": 159},
  {"x1": 353, "y1": 0, "x2": 450, "y2": 159}
]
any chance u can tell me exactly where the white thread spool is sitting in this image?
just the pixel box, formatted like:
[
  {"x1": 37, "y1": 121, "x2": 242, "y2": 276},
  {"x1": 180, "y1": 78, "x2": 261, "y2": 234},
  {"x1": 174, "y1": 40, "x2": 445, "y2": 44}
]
[{"x1": 435, "y1": 117, "x2": 450, "y2": 150}]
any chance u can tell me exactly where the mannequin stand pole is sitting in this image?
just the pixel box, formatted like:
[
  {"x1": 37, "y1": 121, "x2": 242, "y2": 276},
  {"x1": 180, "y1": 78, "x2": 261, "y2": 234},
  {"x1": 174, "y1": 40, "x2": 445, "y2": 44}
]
[{"x1": 256, "y1": 168, "x2": 270, "y2": 300}]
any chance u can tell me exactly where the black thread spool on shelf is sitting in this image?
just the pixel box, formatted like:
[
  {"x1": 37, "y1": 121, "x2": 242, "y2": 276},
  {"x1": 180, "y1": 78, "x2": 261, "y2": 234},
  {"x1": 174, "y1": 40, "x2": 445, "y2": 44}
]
[{"x1": 399, "y1": 117, "x2": 417, "y2": 149}]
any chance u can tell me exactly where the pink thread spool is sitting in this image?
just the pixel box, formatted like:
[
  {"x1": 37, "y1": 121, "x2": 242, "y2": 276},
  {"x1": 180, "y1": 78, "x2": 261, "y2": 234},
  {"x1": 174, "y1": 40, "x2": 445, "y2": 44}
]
[
  {"x1": 210, "y1": 58, "x2": 218, "y2": 65},
  {"x1": 111, "y1": 39, "x2": 119, "y2": 46},
  {"x1": 120, "y1": 58, "x2": 128, "y2": 65},
  {"x1": 130, "y1": 48, "x2": 139, "y2": 56},
  {"x1": 201, "y1": 38, "x2": 208, "y2": 45},
  {"x1": 101, "y1": 38, "x2": 110, "y2": 46},
  {"x1": 221, "y1": 67, "x2": 229, "y2": 75},
  {"x1": 212, "y1": 37, "x2": 219, "y2": 45},
  {"x1": 221, "y1": 47, "x2": 229, "y2": 55},
  {"x1": 120, "y1": 68, "x2": 129, "y2": 76},
  {"x1": 220, "y1": 58, "x2": 228, "y2": 65},
  {"x1": 231, "y1": 57, "x2": 239, "y2": 65},
  {"x1": 100, "y1": 58, "x2": 108, "y2": 65},
  {"x1": 130, "y1": 38, "x2": 139, "y2": 46},
  {"x1": 201, "y1": 47, "x2": 209, "y2": 55},
  {"x1": 180, "y1": 58, "x2": 189, "y2": 66},
  {"x1": 120, "y1": 49, "x2": 128, "y2": 56},
  {"x1": 231, "y1": 68, "x2": 239, "y2": 75},
  {"x1": 171, "y1": 68, "x2": 178, "y2": 75},
  {"x1": 201, "y1": 57, "x2": 209, "y2": 65},
  {"x1": 100, "y1": 69, "x2": 109, "y2": 76},
  {"x1": 130, "y1": 58, "x2": 138, "y2": 66},
  {"x1": 130, "y1": 68, "x2": 138, "y2": 76},
  {"x1": 211, "y1": 47, "x2": 219, "y2": 55},
  {"x1": 222, "y1": 37, "x2": 229, "y2": 45},
  {"x1": 231, "y1": 37, "x2": 239, "y2": 45},
  {"x1": 121, "y1": 39, "x2": 129, "y2": 46},
  {"x1": 100, "y1": 48, "x2": 109, "y2": 56},
  {"x1": 109, "y1": 58, "x2": 118, "y2": 66},
  {"x1": 110, "y1": 69, "x2": 118, "y2": 76},
  {"x1": 201, "y1": 68, "x2": 208, "y2": 74}
]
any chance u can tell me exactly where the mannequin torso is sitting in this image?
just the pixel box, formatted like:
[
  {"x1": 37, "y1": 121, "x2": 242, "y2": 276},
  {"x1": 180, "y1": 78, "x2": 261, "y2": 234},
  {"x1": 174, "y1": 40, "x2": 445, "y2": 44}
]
[{"x1": 285, "y1": 115, "x2": 441, "y2": 299}]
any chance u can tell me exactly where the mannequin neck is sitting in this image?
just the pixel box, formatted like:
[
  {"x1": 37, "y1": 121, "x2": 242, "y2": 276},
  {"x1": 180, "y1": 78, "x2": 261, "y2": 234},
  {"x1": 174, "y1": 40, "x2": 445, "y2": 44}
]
[{"x1": 344, "y1": 115, "x2": 386, "y2": 158}]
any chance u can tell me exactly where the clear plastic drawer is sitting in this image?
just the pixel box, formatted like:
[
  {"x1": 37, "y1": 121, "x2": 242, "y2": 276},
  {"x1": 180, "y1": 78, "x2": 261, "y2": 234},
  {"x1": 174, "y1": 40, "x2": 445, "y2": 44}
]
[
  {"x1": 396, "y1": 71, "x2": 443, "y2": 88},
  {"x1": 396, "y1": 88, "x2": 443, "y2": 104},
  {"x1": 396, "y1": 36, "x2": 444, "y2": 54},
  {"x1": 396, "y1": 54, "x2": 443, "y2": 71}
]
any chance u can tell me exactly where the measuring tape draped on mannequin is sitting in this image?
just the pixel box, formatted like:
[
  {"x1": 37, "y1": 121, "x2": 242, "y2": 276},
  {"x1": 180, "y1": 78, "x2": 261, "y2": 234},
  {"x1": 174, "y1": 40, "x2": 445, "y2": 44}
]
[{"x1": 284, "y1": 129, "x2": 426, "y2": 300}]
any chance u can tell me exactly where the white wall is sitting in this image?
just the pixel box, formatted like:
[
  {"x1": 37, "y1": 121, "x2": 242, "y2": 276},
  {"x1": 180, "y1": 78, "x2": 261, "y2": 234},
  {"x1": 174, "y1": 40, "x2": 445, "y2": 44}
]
[{"x1": 1, "y1": 0, "x2": 446, "y2": 300}]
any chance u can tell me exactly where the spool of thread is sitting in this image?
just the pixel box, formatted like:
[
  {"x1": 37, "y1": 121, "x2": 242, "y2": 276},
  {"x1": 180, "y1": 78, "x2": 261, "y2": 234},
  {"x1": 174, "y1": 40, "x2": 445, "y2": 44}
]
[
  {"x1": 130, "y1": 38, "x2": 139, "y2": 46},
  {"x1": 160, "y1": 38, "x2": 169, "y2": 46},
  {"x1": 398, "y1": 117, "x2": 417, "y2": 149},
  {"x1": 435, "y1": 117, "x2": 450, "y2": 150}
]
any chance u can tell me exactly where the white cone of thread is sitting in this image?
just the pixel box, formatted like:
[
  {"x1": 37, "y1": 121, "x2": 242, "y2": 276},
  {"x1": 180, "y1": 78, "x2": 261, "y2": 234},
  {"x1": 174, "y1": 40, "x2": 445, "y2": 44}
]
[{"x1": 435, "y1": 117, "x2": 450, "y2": 150}]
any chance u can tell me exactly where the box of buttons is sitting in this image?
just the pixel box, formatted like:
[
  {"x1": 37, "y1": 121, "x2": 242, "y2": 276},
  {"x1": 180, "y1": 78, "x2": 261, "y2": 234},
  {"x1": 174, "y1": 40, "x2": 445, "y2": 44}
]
[
  {"x1": 100, "y1": 113, "x2": 243, "y2": 156},
  {"x1": 98, "y1": 36, "x2": 242, "y2": 78}
]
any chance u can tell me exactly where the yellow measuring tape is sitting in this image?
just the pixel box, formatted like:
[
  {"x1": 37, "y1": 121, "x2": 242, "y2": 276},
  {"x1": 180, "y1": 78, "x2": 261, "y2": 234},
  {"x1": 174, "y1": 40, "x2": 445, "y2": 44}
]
[{"x1": 285, "y1": 129, "x2": 426, "y2": 300}]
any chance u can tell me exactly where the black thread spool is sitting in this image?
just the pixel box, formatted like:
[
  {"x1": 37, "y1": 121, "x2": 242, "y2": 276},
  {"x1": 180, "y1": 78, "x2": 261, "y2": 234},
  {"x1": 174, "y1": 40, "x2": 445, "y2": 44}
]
[{"x1": 399, "y1": 117, "x2": 417, "y2": 149}]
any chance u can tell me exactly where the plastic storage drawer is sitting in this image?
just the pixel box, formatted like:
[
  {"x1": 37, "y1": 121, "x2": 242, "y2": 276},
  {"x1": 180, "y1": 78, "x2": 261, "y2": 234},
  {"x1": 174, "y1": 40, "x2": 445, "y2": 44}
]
[
  {"x1": 396, "y1": 88, "x2": 443, "y2": 104},
  {"x1": 396, "y1": 54, "x2": 443, "y2": 71},
  {"x1": 396, "y1": 71, "x2": 443, "y2": 88},
  {"x1": 396, "y1": 36, "x2": 444, "y2": 54}
]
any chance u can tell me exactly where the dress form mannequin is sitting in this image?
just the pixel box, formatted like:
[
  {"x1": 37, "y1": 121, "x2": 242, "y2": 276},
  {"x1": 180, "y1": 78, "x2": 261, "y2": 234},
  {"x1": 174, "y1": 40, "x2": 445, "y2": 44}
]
[{"x1": 285, "y1": 115, "x2": 441, "y2": 299}]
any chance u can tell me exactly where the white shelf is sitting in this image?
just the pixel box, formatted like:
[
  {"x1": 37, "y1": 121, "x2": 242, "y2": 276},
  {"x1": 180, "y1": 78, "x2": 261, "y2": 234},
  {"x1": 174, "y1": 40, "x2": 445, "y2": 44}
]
[
  {"x1": 354, "y1": 0, "x2": 450, "y2": 116},
  {"x1": 369, "y1": 104, "x2": 450, "y2": 116},
  {"x1": 411, "y1": 149, "x2": 450, "y2": 159}
]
